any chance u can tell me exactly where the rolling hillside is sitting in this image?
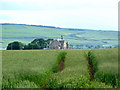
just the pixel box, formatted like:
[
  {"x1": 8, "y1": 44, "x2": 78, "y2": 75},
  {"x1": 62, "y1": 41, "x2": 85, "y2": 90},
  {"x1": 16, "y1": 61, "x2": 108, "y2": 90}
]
[{"x1": 1, "y1": 23, "x2": 118, "y2": 49}]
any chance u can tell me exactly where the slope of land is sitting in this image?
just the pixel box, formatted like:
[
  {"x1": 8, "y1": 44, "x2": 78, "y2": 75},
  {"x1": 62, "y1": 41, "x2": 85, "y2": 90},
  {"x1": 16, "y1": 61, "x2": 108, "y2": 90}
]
[{"x1": 1, "y1": 23, "x2": 118, "y2": 49}]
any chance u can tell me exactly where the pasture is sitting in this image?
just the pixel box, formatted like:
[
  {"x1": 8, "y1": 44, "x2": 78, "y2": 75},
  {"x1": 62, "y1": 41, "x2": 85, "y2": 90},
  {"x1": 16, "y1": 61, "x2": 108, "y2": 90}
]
[
  {"x1": 1, "y1": 24, "x2": 118, "y2": 49},
  {"x1": 2, "y1": 48, "x2": 118, "y2": 88}
]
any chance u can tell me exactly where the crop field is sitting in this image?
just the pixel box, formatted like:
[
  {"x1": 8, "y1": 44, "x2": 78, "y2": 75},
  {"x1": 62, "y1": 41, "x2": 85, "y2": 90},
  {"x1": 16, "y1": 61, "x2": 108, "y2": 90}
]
[
  {"x1": 1, "y1": 24, "x2": 118, "y2": 49},
  {"x1": 2, "y1": 50, "x2": 61, "y2": 88},
  {"x1": 2, "y1": 48, "x2": 118, "y2": 88},
  {"x1": 92, "y1": 48, "x2": 119, "y2": 87},
  {"x1": 93, "y1": 48, "x2": 118, "y2": 73}
]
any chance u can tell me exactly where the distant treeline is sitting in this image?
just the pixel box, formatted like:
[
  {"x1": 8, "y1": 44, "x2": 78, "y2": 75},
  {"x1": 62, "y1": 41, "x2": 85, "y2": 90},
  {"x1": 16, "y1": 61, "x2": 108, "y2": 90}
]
[{"x1": 6, "y1": 38, "x2": 53, "y2": 50}]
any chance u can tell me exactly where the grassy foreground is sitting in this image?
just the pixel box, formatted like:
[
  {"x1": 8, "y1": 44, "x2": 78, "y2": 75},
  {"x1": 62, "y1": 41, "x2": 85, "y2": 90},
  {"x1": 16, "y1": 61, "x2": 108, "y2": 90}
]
[{"x1": 2, "y1": 48, "x2": 118, "y2": 88}]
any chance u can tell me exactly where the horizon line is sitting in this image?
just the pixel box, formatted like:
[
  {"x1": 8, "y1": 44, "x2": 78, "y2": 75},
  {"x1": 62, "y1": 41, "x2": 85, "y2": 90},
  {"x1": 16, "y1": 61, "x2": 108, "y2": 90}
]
[{"x1": 0, "y1": 22, "x2": 118, "y2": 31}]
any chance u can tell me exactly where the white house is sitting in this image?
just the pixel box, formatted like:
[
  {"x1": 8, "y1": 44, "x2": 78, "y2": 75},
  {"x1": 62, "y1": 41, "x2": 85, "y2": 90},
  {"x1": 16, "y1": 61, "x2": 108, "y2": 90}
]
[{"x1": 48, "y1": 36, "x2": 69, "y2": 49}]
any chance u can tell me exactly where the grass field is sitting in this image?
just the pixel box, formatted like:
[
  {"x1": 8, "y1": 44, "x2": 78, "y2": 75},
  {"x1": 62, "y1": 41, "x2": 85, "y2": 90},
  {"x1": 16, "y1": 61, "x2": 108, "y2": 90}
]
[
  {"x1": 2, "y1": 50, "x2": 61, "y2": 88},
  {"x1": 2, "y1": 48, "x2": 118, "y2": 88},
  {"x1": 1, "y1": 23, "x2": 118, "y2": 49},
  {"x1": 2, "y1": 50, "x2": 61, "y2": 74},
  {"x1": 93, "y1": 48, "x2": 118, "y2": 73},
  {"x1": 92, "y1": 48, "x2": 119, "y2": 87}
]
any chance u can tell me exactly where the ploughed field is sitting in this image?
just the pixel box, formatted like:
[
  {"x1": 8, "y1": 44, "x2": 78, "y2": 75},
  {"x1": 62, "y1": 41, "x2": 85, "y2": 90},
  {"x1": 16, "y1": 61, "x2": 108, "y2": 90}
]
[{"x1": 2, "y1": 48, "x2": 119, "y2": 88}]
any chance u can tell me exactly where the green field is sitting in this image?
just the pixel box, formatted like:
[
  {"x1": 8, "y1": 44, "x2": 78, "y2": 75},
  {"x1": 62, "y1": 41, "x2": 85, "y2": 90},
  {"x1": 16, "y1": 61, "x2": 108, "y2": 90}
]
[
  {"x1": 2, "y1": 48, "x2": 118, "y2": 88},
  {"x1": 1, "y1": 23, "x2": 118, "y2": 49}
]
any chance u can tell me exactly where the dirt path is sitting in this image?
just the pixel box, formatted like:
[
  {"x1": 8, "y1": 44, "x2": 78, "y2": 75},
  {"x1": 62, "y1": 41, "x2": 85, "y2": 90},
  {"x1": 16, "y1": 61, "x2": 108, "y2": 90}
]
[{"x1": 58, "y1": 60, "x2": 64, "y2": 72}]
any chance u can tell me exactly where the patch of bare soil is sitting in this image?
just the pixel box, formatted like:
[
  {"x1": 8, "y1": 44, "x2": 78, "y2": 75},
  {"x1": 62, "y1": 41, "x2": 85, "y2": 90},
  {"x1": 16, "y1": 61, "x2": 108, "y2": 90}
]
[{"x1": 58, "y1": 60, "x2": 64, "y2": 72}]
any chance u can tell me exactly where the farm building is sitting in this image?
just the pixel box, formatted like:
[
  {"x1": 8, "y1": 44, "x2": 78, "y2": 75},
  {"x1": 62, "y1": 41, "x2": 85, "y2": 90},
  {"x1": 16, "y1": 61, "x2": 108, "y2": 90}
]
[{"x1": 48, "y1": 36, "x2": 69, "y2": 49}]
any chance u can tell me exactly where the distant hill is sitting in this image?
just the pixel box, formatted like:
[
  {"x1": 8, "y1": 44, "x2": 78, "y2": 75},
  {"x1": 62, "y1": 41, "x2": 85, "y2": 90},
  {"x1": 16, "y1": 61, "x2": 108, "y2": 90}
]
[{"x1": 1, "y1": 23, "x2": 118, "y2": 49}]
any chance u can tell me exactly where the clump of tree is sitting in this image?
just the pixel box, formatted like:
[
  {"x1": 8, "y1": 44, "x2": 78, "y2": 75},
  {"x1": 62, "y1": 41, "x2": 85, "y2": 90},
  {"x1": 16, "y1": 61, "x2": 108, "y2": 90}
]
[
  {"x1": 24, "y1": 38, "x2": 53, "y2": 50},
  {"x1": 6, "y1": 38, "x2": 53, "y2": 50},
  {"x1": 7, "y1": 41, "x2": 24, "y2": 50},
  {"x1": 24, "y1": 39, "x2": 47, "y2": 50}
]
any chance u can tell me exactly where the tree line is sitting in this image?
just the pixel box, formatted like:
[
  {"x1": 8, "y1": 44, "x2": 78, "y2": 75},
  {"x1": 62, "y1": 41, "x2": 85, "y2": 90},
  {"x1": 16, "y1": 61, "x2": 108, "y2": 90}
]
[{"x1": 7, "y1": 38, "x2": 53, "y2": 50}]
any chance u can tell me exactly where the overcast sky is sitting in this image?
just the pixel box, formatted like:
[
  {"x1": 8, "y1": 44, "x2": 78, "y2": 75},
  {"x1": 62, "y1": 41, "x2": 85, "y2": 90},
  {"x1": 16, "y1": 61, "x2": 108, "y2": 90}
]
[{"x1": 0, "y1": 0, "x2": 119, "y2": 30}]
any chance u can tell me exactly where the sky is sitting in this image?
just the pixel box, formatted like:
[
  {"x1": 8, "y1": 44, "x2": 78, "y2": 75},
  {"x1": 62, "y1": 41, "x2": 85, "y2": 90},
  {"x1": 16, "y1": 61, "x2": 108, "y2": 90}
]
[{"x1": 0, "y1": 0, "x2": 119, "y2": 31}]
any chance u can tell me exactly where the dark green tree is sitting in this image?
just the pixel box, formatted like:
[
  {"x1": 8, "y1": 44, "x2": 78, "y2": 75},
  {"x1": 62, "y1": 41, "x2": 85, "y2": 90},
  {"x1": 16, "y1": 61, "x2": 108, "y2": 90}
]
[
  {"x1": 23, "y1": 38, "x2": 54, "y2": 50},
  {"x1": 46, "y1": 39, "x2": 53, "y2": 44},
  {"x1": 31, "y1": 38, "x2": 47, "y2": 49},
  {"x1": 23, "y1": 43, "x2": 39, "y2": 50},
  {"x1": 24, "y1": 38, "x2": 49, "y2": 50},
  {"x1": 7, "y1": 41, "x2": 24, "y2": 50}
]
